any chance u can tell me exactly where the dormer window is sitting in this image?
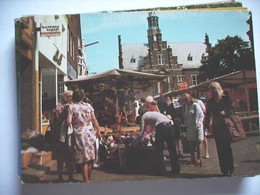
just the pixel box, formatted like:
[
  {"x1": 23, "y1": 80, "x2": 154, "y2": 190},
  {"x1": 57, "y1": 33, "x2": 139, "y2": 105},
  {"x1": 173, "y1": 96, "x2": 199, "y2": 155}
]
[
  {"x1": 130, "y1": 56, "x2": 136, "y2": 63},
  {"x1": 202, "y1": 53, "x2": 208, "y2": 61},
  {"x1": 187, "y1": 53, "x2": 193, "y2": 61}
]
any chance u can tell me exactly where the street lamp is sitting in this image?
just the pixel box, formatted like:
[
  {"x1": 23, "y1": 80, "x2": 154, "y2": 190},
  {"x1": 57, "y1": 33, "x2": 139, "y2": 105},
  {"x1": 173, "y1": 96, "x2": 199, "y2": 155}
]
[{"x1": 82, "y1": 41, "x2": 99, "y2": 75}]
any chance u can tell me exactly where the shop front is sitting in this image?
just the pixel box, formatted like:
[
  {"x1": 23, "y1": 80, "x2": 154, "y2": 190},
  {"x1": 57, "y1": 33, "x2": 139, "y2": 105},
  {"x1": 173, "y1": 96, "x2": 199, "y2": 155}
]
[{"x1": 39, "y1": 52, "x2": 66, "y2": 135}]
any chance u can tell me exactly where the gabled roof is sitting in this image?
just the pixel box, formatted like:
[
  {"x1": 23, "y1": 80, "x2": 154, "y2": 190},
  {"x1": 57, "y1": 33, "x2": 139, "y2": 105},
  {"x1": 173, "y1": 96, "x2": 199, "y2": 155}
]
[
  {"x1": 122, "y1": 42, "x2": 206, "y2": 70},
  {"x1": 122, "y1": 44, "x2": 149, "y2": 70},
  {"x1": 169, "y1": 43, "x2": 207, "y2": 69}
]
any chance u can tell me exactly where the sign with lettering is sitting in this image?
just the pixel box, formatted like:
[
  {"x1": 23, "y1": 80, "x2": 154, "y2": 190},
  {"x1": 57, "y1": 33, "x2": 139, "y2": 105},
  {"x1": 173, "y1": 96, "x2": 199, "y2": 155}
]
[
  {"x1": 40, "y1": 24, "x2": 61, "y2": 37},
  {"x1": 177, "y1": 81, "x2": 189, "y2": 91}
]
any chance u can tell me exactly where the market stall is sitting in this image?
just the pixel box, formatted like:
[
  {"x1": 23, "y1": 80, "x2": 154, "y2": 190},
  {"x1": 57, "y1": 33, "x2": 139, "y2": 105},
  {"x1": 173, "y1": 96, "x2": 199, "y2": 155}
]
[
  {"x1": 65, "y1": 68, "x2": 166, "y2": 171},
  {"x1": 164, "y1": 70, "x2": 259, "y2": 133},
  {"x1": 65, "y1": 69, "x2": 166, "y2": 132}
]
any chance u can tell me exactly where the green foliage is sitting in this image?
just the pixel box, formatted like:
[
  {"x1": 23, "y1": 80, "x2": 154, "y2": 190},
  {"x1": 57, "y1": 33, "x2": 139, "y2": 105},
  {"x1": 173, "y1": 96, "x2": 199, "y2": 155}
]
[
  {"x1": 199, "y1": 35, "x2": 255, "y2": 80},
  {"x1": 115, "y1": 2, "x2": 243, "y2": 12}
]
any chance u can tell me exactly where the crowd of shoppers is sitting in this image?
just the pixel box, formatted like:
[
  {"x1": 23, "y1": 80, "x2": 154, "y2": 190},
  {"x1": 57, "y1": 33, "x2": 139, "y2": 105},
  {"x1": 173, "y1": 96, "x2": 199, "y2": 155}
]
[
  {"x1": 49, "y1": 81, "x2": 235, "y2": 182},
  {"x1": 135, "y1": 81, "x2": 235, "y2": 176}
]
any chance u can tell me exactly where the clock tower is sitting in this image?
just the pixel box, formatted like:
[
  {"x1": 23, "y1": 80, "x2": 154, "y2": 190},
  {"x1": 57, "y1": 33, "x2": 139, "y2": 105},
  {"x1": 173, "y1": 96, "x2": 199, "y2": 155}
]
[{"x1": 147, "y1": 12, "x2": 162, "y2": 47}]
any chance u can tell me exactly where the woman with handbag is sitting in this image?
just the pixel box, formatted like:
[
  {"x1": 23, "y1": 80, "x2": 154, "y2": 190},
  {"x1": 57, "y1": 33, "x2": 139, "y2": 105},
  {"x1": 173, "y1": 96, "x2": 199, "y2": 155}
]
[
  {"x1": 67, "y1": 89, "x2": 101, "y2": 183},
  {"x1": 50, "y1": 90, "x2": 74, "y2": 182},
  {"x1": 205, "y1": 81, "x2": 235, "y2": 176},
  {"x1": 182, "y1": 93, "x2": 204, "y2": 166}
]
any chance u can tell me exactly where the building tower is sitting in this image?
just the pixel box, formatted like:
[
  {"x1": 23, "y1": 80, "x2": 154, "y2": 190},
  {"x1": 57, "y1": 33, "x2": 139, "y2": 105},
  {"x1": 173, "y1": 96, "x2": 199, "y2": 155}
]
[{"x1": 147, "y1": 11, "x2": 161, "y2": 47}]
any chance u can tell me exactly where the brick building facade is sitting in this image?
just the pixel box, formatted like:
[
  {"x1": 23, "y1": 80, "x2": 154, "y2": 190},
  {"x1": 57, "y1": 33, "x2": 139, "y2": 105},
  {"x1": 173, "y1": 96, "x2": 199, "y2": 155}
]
[{"x1": 119, "y1": 12, "x2": 207, "y2": 98}]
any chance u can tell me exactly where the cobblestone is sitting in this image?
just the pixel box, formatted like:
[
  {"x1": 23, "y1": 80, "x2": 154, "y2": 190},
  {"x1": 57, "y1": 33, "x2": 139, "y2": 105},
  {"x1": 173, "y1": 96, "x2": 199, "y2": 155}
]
[{"x1": 21, "y1": 134, "x2": 260, "y2": 183}]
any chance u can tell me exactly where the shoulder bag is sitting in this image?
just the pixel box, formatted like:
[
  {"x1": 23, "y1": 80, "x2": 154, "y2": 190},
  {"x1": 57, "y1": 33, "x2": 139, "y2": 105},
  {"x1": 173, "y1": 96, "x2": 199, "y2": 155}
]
[{"x1": 224, "y1": 111, "x2": 246, "y2": 142}]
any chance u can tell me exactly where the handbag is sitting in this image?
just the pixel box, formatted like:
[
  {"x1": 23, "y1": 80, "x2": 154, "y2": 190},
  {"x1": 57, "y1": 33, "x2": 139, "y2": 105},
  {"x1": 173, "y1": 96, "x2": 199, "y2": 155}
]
[{"x1": 224, "y1": 111, "x2": 246, "y2": 142}]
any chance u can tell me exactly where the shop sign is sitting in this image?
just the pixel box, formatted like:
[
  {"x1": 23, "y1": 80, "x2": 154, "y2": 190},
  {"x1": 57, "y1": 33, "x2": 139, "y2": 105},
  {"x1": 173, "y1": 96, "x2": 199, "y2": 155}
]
[
  {"x1": 40, "y1": 24, "x2": 61, "y2": 37},
  {"x1": 177, "y1": 81, "x2": 189, "y2": 91}
]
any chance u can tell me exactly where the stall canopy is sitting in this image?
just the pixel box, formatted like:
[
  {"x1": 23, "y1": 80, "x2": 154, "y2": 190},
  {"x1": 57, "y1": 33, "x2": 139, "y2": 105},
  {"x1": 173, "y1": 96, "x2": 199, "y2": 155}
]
[
  {"x1": 190, "y1": 70, "x2": 256, "y2": 92},
  {"x1": 65, "y1": 68, "x2": 167, "y2": 88},
  {"x1": 164, "y1": 70, "x2": 257, "y2": 97}
]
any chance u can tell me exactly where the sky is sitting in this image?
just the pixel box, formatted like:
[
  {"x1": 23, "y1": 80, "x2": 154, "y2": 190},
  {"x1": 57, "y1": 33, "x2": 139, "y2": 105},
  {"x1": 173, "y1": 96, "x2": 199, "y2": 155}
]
[
  {"x1": 1, "y1": 1, "x2": 260, "y2": 195},
  {"x1": 80, "y1": 10, "x2": 251, "y2": 74}
]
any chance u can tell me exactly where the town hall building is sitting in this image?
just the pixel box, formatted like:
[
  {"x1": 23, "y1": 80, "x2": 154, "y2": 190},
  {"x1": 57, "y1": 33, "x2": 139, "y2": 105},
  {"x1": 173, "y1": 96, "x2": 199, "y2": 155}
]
[{"x1": 118, "y1": 12, "x2": 207, "y2": 97}]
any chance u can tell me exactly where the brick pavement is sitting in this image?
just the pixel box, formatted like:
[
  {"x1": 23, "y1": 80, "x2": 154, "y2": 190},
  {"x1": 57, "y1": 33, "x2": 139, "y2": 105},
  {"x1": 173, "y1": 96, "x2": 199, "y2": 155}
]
[{"x1": 21, "y1": 134, "x2": 260, "y2": 183}]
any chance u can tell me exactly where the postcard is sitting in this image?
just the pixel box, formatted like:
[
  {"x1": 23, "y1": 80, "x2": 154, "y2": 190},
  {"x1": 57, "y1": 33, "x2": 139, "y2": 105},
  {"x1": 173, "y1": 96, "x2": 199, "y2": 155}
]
[{"x1": 16, "y1": 1, "x2": 259, "y2": 184}]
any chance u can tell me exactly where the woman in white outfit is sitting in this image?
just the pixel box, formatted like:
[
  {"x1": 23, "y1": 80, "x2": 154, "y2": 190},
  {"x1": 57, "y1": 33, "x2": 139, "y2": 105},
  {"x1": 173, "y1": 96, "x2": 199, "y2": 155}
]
[{"x1": 182, "y1": 93, "x2": 204, "y2": 165}]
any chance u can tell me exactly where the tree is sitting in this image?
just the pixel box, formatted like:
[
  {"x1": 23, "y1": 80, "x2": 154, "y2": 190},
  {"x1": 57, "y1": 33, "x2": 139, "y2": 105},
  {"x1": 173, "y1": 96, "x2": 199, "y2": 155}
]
[{"x1": 199, "y1": 35, "x2": 255, "y2": 80}]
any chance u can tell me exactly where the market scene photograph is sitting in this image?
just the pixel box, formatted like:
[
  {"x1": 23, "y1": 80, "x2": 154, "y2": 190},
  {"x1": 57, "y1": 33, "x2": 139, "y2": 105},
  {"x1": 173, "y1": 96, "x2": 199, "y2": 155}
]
[{"x1": 17, "y1": 1, "x2": 260, "y2": 184}]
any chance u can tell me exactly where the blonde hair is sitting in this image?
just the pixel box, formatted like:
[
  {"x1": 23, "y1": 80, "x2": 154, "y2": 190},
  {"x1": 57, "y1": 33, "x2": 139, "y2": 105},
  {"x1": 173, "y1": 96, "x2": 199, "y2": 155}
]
[
  {"x1": 145, "y1": 95, "x2": 155, "y2": 104},
  {"x1": 166, "y1": 115, "x2": 172, "y2": 120},
  {"x1": 62, "y1": 90, "x2": 73, "y2": 103},
  {"x1": 182, "y1": 93, "x2": 194, "y2": 103},
  {"x1": 208, "y1": 81, "x2": 224, "y2": 101}
]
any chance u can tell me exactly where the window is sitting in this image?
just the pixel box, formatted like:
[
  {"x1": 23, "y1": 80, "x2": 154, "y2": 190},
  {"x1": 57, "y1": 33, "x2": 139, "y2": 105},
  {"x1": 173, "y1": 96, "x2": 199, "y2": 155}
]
[
  {"x1": 72, "y1": 39, "x2": 75, "y2": 61},
  {"x1": 202, "y1": 53, "x2": 208, "y2": 61},
  {"x1": 158, "y1": 54, "x2": 165, "y2": 65},
  {"x1": 67, "y1": 28, "x2": 70, "y2": 53},
  {"x1": 177, "y1": 75, "x2": 184, "y2": 82},
  {"x1": 78, "y1": 37, "x2": 81, "y2": 49},
  {"x1": 191, "y1": 74, "x2": 198, "y2": 86},
  {"x1": 57, "y1": 75, "x2": 64, "y2": 103},
  {"x1": 130, "y1": 56, "x2": 136, "y2": 63},
  {"x1": 78, "y1": 65, "x2": 83, "y2": 76},
  {"x1": 187, "y1": 53, "x2": 193, "y2": 61},
  {"x1": 70, "y1": 33, "x2": 73, "y2": 58}
]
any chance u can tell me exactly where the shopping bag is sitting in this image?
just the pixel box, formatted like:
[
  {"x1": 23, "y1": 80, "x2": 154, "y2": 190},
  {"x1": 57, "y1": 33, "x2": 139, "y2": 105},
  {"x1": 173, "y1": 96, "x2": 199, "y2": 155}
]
[{"x1": 224, "y1": 112, "x2": 246, "y2": 142}]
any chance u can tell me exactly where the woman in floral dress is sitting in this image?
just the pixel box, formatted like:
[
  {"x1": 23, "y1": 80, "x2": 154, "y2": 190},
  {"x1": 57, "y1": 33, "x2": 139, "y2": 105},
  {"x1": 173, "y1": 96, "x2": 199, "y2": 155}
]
[{"x1": 67, "y1": 89, "x2": 101, "y2": 183}]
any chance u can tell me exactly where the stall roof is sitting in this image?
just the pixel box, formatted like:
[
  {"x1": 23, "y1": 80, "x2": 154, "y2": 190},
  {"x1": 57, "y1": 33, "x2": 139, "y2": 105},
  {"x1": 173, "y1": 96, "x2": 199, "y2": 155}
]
[
  {"x1": 164, "y1": 70, "x2": 257, "y2": 96},
  {"x1": 191, "y1": 70, "x2": 256, "y2": 91},
  {"x1": 65, "y1": 68, "x2": 166, "y2": 86}
]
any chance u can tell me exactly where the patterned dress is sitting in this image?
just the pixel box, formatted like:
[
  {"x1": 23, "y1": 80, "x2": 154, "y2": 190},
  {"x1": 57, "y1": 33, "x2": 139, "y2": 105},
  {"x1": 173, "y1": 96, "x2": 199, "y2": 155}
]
[{"x1": 68, "y1": 102, "x2": 97, "y2": 164}]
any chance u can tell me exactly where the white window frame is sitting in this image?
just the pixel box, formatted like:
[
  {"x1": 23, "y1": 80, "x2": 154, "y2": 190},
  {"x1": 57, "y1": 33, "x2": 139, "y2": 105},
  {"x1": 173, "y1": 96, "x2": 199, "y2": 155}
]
[
  {"x1": 70, "y1": 33, "x2": 73, "y2": 58},
  {"x1": 177, "y1": 75, "x2": 184, "y2": 82},
  {"x1": 57, "y1": 75, "x2": 64, "y2": 103},
  {"x1": 191, "y1": 74, "x2": 198, "y2": 86},
  {"x1": 158, "y1": 54, "x2": 165, "y2": 65},
  {"x1": 72, "y1": 39, "x2": 75, "y2": 61},
  {"x1": 67, "y1": 28, "x2": 70, "y2": 53}
]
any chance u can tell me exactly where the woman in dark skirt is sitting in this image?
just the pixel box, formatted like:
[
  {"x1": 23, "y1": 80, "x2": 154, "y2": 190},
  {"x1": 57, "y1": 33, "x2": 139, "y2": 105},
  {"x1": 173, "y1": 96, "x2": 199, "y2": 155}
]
[
  {"x1": 205, "y1": 81, "x2": 235, "y2": 176},
  {"x1": 50, "y1": 90, "x2": 74, "y2": 182}
]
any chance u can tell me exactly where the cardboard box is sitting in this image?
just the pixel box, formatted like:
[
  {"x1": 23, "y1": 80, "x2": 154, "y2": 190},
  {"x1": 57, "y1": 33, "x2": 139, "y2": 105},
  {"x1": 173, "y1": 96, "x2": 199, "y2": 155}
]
[
  {"x1": 32, "y1": 152, "x2": 52, "y2": 165},
  {"x1": 21, "y1": 151, "x2": 32, "y2": 168}
]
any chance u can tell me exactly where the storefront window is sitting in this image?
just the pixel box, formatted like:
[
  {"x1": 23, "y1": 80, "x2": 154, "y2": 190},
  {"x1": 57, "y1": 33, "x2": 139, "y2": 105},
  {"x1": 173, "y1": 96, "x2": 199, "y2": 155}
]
[{"x1": 58, "y1": 75, "x2": 64, "y2": 103}]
